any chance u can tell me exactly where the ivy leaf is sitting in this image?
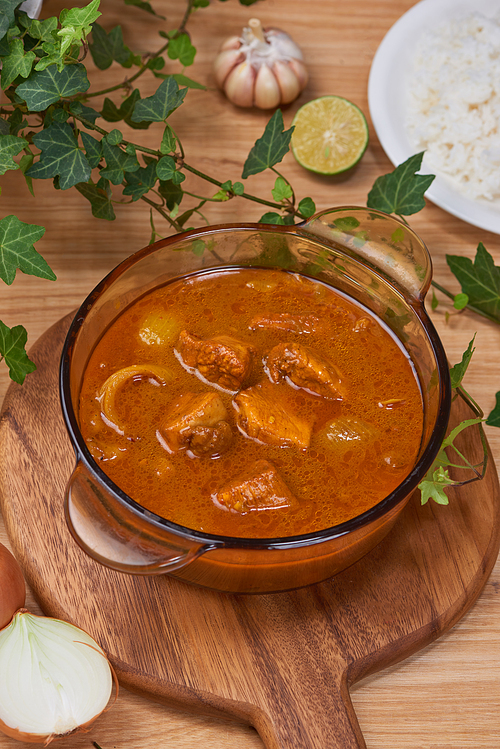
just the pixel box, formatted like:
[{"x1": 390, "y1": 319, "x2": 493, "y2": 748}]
[
  {"x1": 446, "y1": 243, "x2": 500, "y2": 321},
  {"x1": 419, "y1": 466, "x2": 454, "y2": 506},
  {"x1": 171, "y1": 73, "x2": 206, "y2": 90},
  {"x1": 0, "y1": 215, "x2": 55, "y2": 285},
  {"x1": 271, "y1": 176, "x2": 292, "y2": 202},
  {"x1": 131, "y1": 77, "x2": 187, "y2": 123},
  {"x1": 0, "y1": 320, "x2": 36, "y2": 384},
  {"x1": 16, "y1": 63, "x2": 90, "y2": 111},
  {"x1": 242, "y1": 109, "x2": 293, "y2": 178},
  {"x1": 167, "y1": 33, "x2": 196, "y2": 67},
  {"x1": 58, "y1": 0, "x2": 101, "y2": 55},
  {"x1": 158, "y1": 178, "x2": 183, "y2": 211},
  {"x1": 367, "y1": 152, "x2": 435, "y2": 216},
  {"x1": 449, "y1": 335, "x2": 476, "y2": 389},
  {"x1": 486, "y1": 392, "x2": 500, "y2": 428},
  {"x1": 0, "y1": 133, "x2": 28, "y2": 175},
  {"x1": 69, "y1": 100, "x2": 101, "y2": 123},
  {"x1": 122, "y1": 161, "x2": 157, "y2": 201},
  {"x1": 89, "y1": 22, "x2": 139, "y2": 70},
  {"x1": 99, "y1": 139, "x2": 139, "y2": 184},
  {"x1": 101, "y1": 89, "x2": 150, "y2": 130},
  {"x1": 156, "y1": 155, "x2": 176, "y2": 181},
  {"x1": 123, "y1": 0, "x2": 166, "y2": 18},
  {"x1": 1, "y1": 38, "x2": 36, "y2": 89},
  {"x1": 28, "y1": 121, "x2": 91, "y2": 190},
  {"x1": 0, "y1": 0, "x2": 19, "y2": 41},
  {"x1": 160, "y1": 124, "x2": 176, "y2": 154},
  {"x1": 259, "y1": 212, "x2": 286, "y2": 225},
  {"x1": 298, "y1": 196, "x2": 316, "y2": 218},
  {"x1": 75, "y1": 180, "x2": 115, "y2": 220},
  {"x1": 17, "y1": 14, "x2": 58, "y2": 43},
  {"x1": 80, "y1": 131, "x2": 102, "y2": 168}
]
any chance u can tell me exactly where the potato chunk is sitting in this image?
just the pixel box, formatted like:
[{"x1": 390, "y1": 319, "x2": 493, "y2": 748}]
[
  {"x1": 212, "y1": 459, "x2": 298, "y2": 514},
  {"x1": 176, "y1": 330, "x2": 254, "y2": 391},
  {"x1": 233, "y1": 381, "x2": 312, "y2": 449},
  {"x1": 266, "y1": 342, "x2": 346, "y2": 400},
  {"x1": 159, "y1": 391, "x2": 232, "y2": 457}
]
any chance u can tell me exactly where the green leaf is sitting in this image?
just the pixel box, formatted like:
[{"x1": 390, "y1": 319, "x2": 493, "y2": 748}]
[
  {"x1": 419, "y1": 466, "x2": 454, "y2": 506},
  {"x1": 89, "y1": 22, "x2": 138, "y2": 70},
  {"x1": 0, "y1": 133, "x2": 27, "y2": 175},
  {"x1": 271, "y1": 176, "x2": 292, "y2": 202},
  {"x1": 123, "y1": 0, "x2": 165, "y2": 18},
  {"x1": 131, "y1": 77, "x2": 187, "y2": 123},
  {"x1": 107, "y1": 128, "x2": 123, "y2": 146},
  {"x1": 17, "y1": 15, "x2": 57, "y2": 43},
  {"x1": 298, "y1": 196, "x2": 316, "y2": 218},
  {"x1": 160, "y1": 124, "x2": 176, "y2": 154},
  {"x1": 449, "y1": 335, "x2": 476, "y2": 390},
  {"x1": 75, "y1": 180, "x2": 115, "y2": 220},
  {"x1": 1, "y1": 38, "x2": 36, "y2": 89},
  {"x1": 242, "y1": 110, "x2": 293, "y2": 178},
  {"x1": 167, "y1": 33, "x2": 196, "y2": 67},
  {"x1": 486, "y1": 392, "x2": 500, "y2": 428},
  {"x1": 122, "y1": 161, "x2": 157, "y2": 201},
  {"x1": 158, "y1": 178, "x2": 183, "y2": 211},
  {"x1": 0, "y1": 320, "x2": 36, "y2": 384},
  {"x1": 0, "y1": 1, "x2": 19, "y2": 42},
  {"x1": 171, "y1": 73, "x2": 206, "y2": 90},
  {"x1": 0, "y1": 215, "x2": 55, "y2": 285},
  {"x1": 156, "y1": 154, "x2": 176, "y2": 181},
  {"x1": 16, "y1": 63, "x2": 90, "y2": 111},
  {"x1": 80, "y1": 131, "x2": 102, "y2": 168},
  {"x1": 453, "y1": 292, "x2": 469, "y2": 310},
  {"x1": 367, "y1": 152, "x2": 435, "y2": 216},
  {"x1": 259, "y1": 212, "x2": 286, "y2": 225},
  {"x1": 69, "y1": 100, "x2": 101, "y2": 123},
  {"x1": 446, "y1": 243, "x2": 500, "y2": 321},
  {"x1": 99, "y1": 139, "x2": 139, "y2": 184},
  {"x1": 19, "y1": 152, "x2": 34, "y2": 195},
  {"x1": 101, "y1": 89, "x2": 150, "y2": 130},
  {"x1": 28, "y1": 121, "x2": 92, "y2": 190},
  {"x1": 58, "y1": 0, "x2": 101, "y2": 55}
]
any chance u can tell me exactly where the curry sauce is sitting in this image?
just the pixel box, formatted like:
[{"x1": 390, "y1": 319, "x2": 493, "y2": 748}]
[{"x1": 78, "y1": 267, "x2": 424, "y2": 538}]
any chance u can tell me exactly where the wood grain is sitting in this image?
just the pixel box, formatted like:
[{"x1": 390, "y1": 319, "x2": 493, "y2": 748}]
[
  {"x1": 1, "y1": 1, "x2": 500, "y2": 748},
  {"x1": 0, "y1": 315, "x2": 499, "y2": 749}
]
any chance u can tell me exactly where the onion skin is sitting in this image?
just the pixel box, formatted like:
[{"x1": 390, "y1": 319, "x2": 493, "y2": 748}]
[
  {"x1": 0, "y1": 543, "x2": 25, "y2": 631},
  {"x1": 0, "y1": 711, "x2": 101, "y2": 745}
]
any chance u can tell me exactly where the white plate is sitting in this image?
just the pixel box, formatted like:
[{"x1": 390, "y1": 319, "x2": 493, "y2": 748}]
[{"x1": 368, "y1": 0, "x2": 500, "y2": 235}]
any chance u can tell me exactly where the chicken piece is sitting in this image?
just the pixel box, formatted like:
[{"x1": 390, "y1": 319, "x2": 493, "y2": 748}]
[
  {"x1": 212, "y1": 459, "x2": 299, "y2": 514},
  {"x1": 248, "y1": 312, "x2": 322, "y2": 335},
  {"x1": 176, "y1": 330, "x2": 254, "y2": 391},
  {"x1": 159, "y1": 392, "x2": 232, "y2": 457},
  {"x1": 233, "y1": 381, "x2": 312, "y2": 449},
  {"x1": 266, "y1": 342, "x2": 346, "y2": 400}
]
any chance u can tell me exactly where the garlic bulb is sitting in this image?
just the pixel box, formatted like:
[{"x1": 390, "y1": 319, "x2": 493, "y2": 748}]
[
  {"x1": 213, "y1": 18, "x2": 308, "y2": 109},
  {"x1": 0, "y1": 610, "x2": 115, "y2": 744}
]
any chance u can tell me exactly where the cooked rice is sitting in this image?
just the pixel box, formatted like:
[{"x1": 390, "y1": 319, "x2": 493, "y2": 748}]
[{"x1": 406, "y1": 12, "x2": 500, "y2": 202}]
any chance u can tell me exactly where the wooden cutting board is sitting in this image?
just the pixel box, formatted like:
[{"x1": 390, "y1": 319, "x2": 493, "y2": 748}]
[{"x1": 0, "y1": 315, "x2": 499, "y2": 749}]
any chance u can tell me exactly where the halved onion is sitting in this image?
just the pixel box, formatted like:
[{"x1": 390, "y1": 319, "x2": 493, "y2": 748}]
[{"x1": 0, "y1": 610, "x2": 115, "y2": 745}]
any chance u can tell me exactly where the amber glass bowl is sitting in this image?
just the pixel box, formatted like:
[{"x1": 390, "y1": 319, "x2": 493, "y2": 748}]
[{"x1": 60, "y1": 207, "x2": 451, "y2": 594}]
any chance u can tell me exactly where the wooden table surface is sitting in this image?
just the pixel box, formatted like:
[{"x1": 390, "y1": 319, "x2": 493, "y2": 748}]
[{"x1": 1, "y1": 0, "x2": 499, "y2": 747}]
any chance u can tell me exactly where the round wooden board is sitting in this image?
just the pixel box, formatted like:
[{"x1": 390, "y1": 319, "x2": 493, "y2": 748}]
[{"x1": 1, "y1": 315, "x2": 499, "y2": 749}]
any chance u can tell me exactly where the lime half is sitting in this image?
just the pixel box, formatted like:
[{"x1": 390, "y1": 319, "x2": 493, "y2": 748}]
[{"x1": 291, "y1": 96, "x2": 369, "y2": 175}]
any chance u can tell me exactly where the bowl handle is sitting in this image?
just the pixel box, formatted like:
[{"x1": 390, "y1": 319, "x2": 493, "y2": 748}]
[
  {"x1": 297, "y1": 206, "x2": 432, "y2": 303},
  {"x1": 64, "y1": 461, "x2": 214, "y2": 575}
]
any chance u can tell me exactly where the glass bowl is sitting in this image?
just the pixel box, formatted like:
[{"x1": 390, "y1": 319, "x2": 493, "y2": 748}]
[{"x1": 60, "y1": 207, "x2": 451, "y2": 594}]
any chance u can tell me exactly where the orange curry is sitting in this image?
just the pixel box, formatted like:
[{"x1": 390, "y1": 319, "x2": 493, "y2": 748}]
[{"x1": 78, "y1": 267, "x2": 424, "y2": 538}]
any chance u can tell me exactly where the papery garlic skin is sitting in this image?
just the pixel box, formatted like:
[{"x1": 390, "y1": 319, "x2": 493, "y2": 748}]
[
  {"x1": 0, "y1": 611, "x2": 113, "y2": 744},
  {"x1": 213, "y1": 19, "x2": 308, "y2": 109}
]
